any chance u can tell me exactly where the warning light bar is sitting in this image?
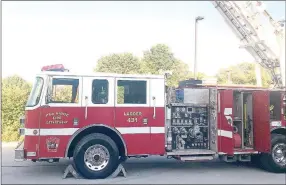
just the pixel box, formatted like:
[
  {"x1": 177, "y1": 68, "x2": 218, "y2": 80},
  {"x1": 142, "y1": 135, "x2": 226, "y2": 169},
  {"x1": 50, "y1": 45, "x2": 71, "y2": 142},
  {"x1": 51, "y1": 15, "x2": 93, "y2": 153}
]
[{"x1": 41, "y1": 64, "x2": 69, "y2": 72}]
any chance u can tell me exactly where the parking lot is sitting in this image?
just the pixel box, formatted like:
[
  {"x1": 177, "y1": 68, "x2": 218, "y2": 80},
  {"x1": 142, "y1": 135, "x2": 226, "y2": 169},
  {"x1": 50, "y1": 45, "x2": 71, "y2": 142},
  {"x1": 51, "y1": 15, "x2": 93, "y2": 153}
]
[{"x1": 1, "y1": 145, "x2": 285, "y2": 184}]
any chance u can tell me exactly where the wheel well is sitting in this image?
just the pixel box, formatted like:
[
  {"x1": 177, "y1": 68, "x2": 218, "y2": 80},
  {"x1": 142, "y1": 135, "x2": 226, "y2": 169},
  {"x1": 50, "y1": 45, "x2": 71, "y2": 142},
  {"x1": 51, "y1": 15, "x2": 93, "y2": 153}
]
[
  {"x1": 271, "y1": 127, "x2": 286, "y2": 136},
  {"x1": 66, "y1": 125, "x2": 127, "y2": 158}
]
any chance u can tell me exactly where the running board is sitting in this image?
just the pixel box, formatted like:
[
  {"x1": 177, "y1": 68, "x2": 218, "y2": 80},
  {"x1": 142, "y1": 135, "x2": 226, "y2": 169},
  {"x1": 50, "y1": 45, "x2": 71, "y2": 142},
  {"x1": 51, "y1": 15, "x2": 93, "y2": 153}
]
[
  {"x1": 238, "y1": 154, "x2": 251, "y2": 162},
  {"x1": 179, "y1": 155, "x2": 214, "y2": 161},
  {"x1": 220, "y1": 154, "x2": 251, "y2": 162},
  {"x1": 167, "y1": 149, "x2": 216, "y2": 156}
]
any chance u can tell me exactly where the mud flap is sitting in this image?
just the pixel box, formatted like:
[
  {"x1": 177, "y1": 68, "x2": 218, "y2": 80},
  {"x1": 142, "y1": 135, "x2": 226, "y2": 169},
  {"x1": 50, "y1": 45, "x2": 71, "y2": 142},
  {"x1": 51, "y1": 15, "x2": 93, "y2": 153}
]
[{"x1": 62, "y1": 163, "x2": 127, "y2": 179}]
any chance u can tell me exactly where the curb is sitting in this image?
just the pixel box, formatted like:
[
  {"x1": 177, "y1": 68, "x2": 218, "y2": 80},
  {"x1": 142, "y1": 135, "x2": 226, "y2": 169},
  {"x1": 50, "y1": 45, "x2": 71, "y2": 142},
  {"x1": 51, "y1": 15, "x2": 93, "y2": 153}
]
[{"x1": 2, "y1": 142, "x2": 18, "y2": 148}]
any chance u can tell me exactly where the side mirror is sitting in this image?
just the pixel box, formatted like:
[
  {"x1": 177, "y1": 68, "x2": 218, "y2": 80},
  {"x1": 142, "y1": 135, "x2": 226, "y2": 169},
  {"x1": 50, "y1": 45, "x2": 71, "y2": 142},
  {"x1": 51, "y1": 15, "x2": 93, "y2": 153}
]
[{"x1": 164, "y1": 72, "x2": 172, "y2": 79}]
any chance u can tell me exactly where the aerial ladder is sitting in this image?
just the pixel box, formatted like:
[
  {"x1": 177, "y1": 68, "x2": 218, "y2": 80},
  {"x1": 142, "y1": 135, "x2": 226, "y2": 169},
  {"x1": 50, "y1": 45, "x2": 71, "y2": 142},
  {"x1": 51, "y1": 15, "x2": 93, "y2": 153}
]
[{"x1": 212, "y1": 1, "x2": 285, "y2": 89}]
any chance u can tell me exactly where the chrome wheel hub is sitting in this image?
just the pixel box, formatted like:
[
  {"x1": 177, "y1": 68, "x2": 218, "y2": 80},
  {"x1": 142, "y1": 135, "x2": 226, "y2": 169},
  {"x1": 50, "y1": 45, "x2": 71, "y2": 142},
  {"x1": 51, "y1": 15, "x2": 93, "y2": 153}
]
[
  {"x1": 272, "y1": 143, "x2": 286, "y2": 167},
  {"x1": 84, "y1": 144, "x2": 110, "y2": 171}
]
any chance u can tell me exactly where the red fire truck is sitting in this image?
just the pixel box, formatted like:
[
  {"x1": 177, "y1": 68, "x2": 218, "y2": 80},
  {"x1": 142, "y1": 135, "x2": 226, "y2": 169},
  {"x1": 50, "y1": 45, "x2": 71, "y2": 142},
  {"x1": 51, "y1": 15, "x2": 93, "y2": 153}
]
[{"x1": 15, "y1": 64, "x2": 286, "y2": 179}]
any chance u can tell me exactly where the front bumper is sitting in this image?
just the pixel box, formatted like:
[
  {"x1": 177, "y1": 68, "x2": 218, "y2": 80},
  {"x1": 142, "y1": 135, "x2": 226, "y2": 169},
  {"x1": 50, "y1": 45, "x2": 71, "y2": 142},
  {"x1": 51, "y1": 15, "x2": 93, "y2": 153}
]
[{"x1": 14, "y1": 140, "x2": 25, "y2": 162}]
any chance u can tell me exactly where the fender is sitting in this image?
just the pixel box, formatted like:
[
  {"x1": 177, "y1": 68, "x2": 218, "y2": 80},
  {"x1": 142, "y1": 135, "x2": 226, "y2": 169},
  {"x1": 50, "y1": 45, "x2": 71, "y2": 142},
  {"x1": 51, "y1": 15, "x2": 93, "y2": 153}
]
[
  {"x1": 271, "y1": 126, "x2": 286, "y2": 132},
  {"x1": 270, "y1": 126, "x2": 286, "y2": 136},
  {"x1": 64, "y1": 124, "x2": 127, "y2": 157}
]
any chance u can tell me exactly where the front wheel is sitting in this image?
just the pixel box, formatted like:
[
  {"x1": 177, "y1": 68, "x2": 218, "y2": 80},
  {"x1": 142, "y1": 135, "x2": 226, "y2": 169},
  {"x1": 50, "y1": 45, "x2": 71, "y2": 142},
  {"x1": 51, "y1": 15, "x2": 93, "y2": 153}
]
[
  {"x1": 260, "y1": 134, "x2": 286, "y2": 173},
  {"x1": 73, "y1": 133, "x2": 120, "y2": 179}
]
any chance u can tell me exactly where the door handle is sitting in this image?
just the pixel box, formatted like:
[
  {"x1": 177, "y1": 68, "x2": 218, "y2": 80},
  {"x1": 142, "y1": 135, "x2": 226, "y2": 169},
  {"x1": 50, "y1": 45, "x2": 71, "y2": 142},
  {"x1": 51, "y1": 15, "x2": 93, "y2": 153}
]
[
  {"x1": 85, "y1": 96, "x2": 88, "y2": 119},
  {"x1": 152, "y1": 96, "x2": 156, "y2": 119}
]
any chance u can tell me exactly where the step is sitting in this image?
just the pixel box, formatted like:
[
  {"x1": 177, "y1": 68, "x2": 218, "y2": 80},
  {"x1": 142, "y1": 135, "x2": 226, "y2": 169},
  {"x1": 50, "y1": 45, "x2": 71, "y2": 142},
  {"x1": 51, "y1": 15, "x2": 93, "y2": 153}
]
[
  {"x1": 238, "y1": 155, "x2": 251, "y2": 162},
  {"x1": 234, "y1": 148, "x2": 257, "y2": 154},
  {"x1": 179, "y1": 155, "x2": 214, "y2": 161},
  {"x1": 167, "y1": 149, "x2": 216, "y2": 156}
]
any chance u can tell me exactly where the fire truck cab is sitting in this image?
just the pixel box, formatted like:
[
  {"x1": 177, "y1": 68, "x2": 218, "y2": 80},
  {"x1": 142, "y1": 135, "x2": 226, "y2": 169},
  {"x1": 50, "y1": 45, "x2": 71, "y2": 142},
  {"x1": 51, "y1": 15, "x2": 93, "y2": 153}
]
[{"x1": 15, "y1": 65, "x2": 286, "y2": 179}]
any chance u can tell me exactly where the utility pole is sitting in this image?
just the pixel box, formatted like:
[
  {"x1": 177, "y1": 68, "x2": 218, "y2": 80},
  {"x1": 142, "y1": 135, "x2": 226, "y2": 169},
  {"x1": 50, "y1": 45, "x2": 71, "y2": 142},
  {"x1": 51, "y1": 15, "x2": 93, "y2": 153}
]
[
  {"x1": 226, "y1": 69, "x2": 232, "y2": 84},
  {"x1": 194, "y1": 16, "x2": 204, "y2": 80}
]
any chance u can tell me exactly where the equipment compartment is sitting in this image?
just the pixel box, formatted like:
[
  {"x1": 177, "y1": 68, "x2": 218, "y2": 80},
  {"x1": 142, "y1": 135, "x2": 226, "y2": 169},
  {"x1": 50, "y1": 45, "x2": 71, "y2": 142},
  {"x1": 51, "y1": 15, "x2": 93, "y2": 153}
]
[{"x1": 170, "y1": 104, "x2": 209, "y2": 150}]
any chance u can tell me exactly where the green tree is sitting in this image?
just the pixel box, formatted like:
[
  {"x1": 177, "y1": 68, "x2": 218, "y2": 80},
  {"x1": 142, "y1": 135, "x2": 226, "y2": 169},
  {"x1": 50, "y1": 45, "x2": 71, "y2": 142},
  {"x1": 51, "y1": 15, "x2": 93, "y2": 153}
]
[
  {"x1": 2, "y1": 75, "x2": 31, "y2": 141},
  {"x1": 140, "y1": 44, "x2": 177, "y2": 74},
  {"x1": 94, "y1": 53, "x2": 141, "y2": 74},
  {"x1": 216, "y1": 62, "x2": 272, "y2": 87},
  {"x1": 141, "y1": 44, "x2": 206, "y2": 87},
  {"x1": 94, "y1": 44, "x2": 206, "y2": 87}
]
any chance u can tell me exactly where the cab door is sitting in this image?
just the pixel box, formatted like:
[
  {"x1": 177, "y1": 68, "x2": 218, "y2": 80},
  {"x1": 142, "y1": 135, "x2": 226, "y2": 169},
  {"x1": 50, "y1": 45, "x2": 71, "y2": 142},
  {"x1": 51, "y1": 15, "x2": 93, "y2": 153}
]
[
  {"x1": 38, "y1": 76, "x2": 84, "y2": 158},
  {"x1": 82, "y1": 76, "x2": 115, "y2": 128},
  {"x1": 114, "y1": 77, "x2": 151, "y2": 155}
]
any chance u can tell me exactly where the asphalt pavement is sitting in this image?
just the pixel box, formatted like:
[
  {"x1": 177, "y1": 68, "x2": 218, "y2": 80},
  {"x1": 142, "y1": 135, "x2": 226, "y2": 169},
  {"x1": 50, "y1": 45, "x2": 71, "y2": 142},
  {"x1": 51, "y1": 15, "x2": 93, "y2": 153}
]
[{"x1": 1, "y1": 145, "x2": 285, "y2": 184}]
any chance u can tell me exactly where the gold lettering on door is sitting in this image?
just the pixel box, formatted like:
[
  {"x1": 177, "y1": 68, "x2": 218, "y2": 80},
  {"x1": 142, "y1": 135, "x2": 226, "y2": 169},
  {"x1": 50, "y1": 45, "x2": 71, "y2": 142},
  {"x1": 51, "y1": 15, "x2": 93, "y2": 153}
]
[
  {"x1": 124, "y1": 112, "x2": 142, "y2": 123},
  {"x1": 45, "y1": 112, "x2": 69, "y2": 124}
]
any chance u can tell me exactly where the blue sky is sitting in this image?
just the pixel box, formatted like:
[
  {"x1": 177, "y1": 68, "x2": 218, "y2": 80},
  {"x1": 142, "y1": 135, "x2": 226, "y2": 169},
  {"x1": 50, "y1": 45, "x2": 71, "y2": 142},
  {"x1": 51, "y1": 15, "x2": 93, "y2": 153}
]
[{"x1": 2, "y1": 1, "x2": 285, "y2": 82}]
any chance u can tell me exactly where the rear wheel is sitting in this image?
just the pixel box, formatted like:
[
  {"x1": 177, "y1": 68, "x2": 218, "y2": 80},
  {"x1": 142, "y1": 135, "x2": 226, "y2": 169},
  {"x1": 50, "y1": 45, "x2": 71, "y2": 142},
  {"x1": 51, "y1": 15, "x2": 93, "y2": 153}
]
[
  {"x1": 250, "y1": 154, "x2": 261, "y2": 167},
  {"x1": 260, "y1": 134, "x2": 286, "y2": 173},
  {"x1": 73, "y1": 133, "x2": 120, "y2": 179}
]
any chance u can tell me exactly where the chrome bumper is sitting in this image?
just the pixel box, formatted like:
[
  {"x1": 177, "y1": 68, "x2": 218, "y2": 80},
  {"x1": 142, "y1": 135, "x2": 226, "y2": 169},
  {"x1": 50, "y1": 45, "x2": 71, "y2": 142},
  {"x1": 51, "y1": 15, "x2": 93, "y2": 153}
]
[{"x1": 14, "y1": 140, "x2": 25, "y2": 162}]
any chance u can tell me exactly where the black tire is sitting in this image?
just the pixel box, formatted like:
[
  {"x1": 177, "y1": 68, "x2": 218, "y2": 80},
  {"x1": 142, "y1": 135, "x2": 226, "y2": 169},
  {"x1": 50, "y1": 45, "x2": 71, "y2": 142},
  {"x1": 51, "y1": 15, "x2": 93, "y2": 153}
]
[
  {"x1": 260, "y1": 134, "x2": 286, "y2": 173},
  {"x1": 250, "y1": 154, "x2": 261, "y2": 167},
  {"x1": 73, "y1": 133, "x2": 120, "y2": 179}
]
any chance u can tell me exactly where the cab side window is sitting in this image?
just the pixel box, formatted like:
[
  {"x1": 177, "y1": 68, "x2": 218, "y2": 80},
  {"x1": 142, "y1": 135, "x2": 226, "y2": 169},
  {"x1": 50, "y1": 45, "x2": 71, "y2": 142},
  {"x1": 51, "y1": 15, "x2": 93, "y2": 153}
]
[
  {"x1": 50, "y1": 78, "x2": 79, "y2": 103},
  {"x1": 117, "y1": 80, "x2": 147, "y2": 104},
  {"x1": 92, "y1": 79, "x2": 109, "y2": 104}
]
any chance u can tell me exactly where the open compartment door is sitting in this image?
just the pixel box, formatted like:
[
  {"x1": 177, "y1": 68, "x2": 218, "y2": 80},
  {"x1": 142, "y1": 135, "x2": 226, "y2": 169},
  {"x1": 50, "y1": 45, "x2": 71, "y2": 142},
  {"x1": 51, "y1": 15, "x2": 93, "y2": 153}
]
[
  {"x1": 282, "y1": 93, "x2": 286, "y2": 126},
  {"x1": 218, "y1": 89, "x2": 234, "y2": 155},
  {"x1": 252, "y1": 91, "x2": 271, "y2": 153}
]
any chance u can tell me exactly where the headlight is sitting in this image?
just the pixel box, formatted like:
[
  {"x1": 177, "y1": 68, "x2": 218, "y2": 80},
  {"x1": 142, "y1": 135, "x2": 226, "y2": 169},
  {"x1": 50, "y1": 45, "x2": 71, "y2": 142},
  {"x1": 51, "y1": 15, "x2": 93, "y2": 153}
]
[
  {"x1": 19, "y1": 116, "x2": 25, "y2": 125},
  {"x1": 19, "y1": 128, "x2": 25, "y2": 136}
]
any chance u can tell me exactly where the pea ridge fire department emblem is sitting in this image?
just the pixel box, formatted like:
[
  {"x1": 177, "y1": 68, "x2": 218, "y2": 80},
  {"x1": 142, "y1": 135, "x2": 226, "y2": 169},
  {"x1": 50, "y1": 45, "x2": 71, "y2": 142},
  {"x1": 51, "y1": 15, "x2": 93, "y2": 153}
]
[{"x1": 46, "y1": 137, "x2": 60, "y2": 152}]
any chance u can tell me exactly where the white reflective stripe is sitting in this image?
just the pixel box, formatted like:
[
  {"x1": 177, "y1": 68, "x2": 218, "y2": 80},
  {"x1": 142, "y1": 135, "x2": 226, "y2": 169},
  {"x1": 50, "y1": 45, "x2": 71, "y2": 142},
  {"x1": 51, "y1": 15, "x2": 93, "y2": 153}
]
[
  {"x1": 150, "y1": 127, "x2": 165, "y2": 134},
  {"x1": 25, "y1": 129, "x2": 40, "y2": 136},
  {"x1": 26, "y1": 152, "x2": 36, "y2": 157},
  {"x1": 224, "y1": 108, "x2": 232, "y2": 115},
  {"x1": 217, "y1": 129, "x2": 233, "y2": 138},
  {"x1": 116, "y1": 127, "x2": 149, "y2": 134},
  {"x1": 41, "y1": 128, "x2": 79, "y2": 136},
  {"x1": 116, "y1": 127, "x2": 165, "y2": 134},
  {"x1": 24, "y1": 127, "x2": 165, "y2": 136},
  {"x1": 24, "y1": 128, "x2": 78, "y2": 136}
]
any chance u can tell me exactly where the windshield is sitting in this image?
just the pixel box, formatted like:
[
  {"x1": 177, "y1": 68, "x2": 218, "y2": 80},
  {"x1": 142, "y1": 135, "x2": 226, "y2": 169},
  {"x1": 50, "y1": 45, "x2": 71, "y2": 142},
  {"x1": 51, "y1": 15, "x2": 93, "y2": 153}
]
[{"x1": 26, "y1": 77, "x2": 44, "y2": 107}]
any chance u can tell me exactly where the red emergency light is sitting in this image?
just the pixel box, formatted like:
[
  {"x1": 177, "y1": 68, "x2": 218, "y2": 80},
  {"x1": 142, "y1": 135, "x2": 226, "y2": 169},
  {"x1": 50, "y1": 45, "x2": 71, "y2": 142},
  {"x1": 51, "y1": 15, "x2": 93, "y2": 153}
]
[{"x1": 41, "y1": 64, "x2": 69, "y2": 72}]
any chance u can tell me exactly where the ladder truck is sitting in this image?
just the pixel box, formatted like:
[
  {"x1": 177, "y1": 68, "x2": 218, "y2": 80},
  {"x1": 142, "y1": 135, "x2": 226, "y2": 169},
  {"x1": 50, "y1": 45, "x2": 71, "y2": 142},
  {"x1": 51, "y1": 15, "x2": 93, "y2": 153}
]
[
  {"x1": 15, "y1": 1, "x2": 286, "y2": 180},
  {"x1": 212, "y1": 1, "x2": 285, "y2": 89}
]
